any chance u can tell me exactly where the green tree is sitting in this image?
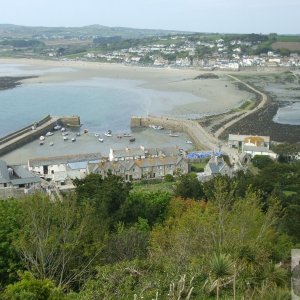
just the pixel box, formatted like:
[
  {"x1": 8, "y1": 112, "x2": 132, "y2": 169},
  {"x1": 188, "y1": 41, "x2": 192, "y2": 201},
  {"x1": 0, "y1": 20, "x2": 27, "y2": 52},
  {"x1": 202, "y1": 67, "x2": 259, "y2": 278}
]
[
  {"x1": 14, "y1": 193, "x2": 102, "y2": 290},
  {"x1": 2, "y1": 271, "x2": 65, "y2": 300},
  {"x1": 74, "y1": 173, "x2": 131, "y2": 229},
  {"x1": 174, "y1": 173, "x2": 204, "y2": 200},
  {"x1": 0, "y1": 200, "x2": 23, "y2": 289}
]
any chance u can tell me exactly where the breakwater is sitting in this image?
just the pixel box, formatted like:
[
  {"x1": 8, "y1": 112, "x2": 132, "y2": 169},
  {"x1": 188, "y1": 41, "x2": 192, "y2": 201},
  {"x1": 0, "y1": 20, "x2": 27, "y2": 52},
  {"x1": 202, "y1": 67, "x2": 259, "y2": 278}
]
[
  {"x1": 0, "y1": 115, "x2": 80, "y2": 157},
  {"x1": 131, "y1": 115, "x2": 217, "y2": 150}
]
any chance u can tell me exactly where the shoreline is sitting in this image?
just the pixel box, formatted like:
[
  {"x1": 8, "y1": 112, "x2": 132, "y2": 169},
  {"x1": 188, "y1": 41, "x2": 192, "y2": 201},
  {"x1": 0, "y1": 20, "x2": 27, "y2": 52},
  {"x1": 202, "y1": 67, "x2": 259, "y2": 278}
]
[{"x1": 0, "y1": 57, "x2": 254, "y2": 116}]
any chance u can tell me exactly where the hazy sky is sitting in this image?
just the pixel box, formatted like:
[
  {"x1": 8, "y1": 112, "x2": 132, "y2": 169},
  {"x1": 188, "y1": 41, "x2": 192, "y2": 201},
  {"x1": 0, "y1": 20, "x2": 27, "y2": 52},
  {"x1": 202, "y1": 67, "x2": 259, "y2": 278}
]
[{"x1": 0, "y1": 0, "x2": 299, "y2": 34}]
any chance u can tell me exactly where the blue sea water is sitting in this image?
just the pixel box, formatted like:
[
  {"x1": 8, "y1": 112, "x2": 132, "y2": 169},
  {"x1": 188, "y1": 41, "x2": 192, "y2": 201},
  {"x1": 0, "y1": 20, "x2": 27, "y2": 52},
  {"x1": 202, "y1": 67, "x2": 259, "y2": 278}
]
[
  {"x1": 0, "y1": 64, "x2": 203, "y2": 136},
  {"x1": 273, "y1": 102, "x2": 300, "y2": 125}
]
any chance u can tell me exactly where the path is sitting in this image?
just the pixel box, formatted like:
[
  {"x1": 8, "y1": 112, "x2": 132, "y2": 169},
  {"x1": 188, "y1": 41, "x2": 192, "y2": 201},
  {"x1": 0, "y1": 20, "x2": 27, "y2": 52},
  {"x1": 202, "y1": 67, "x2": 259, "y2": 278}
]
[{"x1": 214, "y1": 74, "x2": 268, "y2": 138}]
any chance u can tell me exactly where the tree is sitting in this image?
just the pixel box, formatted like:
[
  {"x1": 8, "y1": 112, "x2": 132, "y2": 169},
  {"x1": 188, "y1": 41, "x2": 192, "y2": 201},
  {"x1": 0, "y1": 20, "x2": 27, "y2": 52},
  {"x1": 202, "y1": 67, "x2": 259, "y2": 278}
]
[
  {"x1": 0, "y1": 200, "x2": 23, "y2": 289},
  {"x1": 74, "y1": 173, "x2": 131, "y2": 229},
  {"x1": 14, "y1": 193, "x2": 102, "y2": 290},
  {"x1": 174, "y1": 173, "x2": 204, "y2": 200},
  {"x1": 2, "y1": 271, "x2": 65, "y2": 300}
]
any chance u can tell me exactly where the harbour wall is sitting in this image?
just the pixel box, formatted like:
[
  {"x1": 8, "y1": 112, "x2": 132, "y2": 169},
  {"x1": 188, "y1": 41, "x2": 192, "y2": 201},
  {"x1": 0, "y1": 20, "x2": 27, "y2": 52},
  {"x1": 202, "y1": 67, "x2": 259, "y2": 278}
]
[
  {"x1": 131, "y1": 115, "x2": 212, "y2": 150},
  {"x1": 0, "y1": 115, "x2": 80, "y2": 157}
]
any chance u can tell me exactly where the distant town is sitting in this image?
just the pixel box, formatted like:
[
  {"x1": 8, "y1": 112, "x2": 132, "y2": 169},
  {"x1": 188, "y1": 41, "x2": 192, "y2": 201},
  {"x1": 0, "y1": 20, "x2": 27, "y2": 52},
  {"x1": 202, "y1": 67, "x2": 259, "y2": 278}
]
[{"x1": 0, "y1": 24, "x2": 300, "y2": 70}]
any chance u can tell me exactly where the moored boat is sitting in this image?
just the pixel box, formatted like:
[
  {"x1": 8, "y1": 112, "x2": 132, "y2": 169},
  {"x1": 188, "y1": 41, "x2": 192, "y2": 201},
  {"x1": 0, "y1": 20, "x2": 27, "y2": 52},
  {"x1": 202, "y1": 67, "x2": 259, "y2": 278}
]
[
  {"x1": 63, "y1": 136, "x2": 68, "y2": 141},
  {"x1": 129, "y1": 137, "x2": 136, "y2": 142},
  {"x1": 39, "y1": 136, "x2": 45, "y2": 141},
  {"x1": 71, "y1": 137, "x2": 76, "y2": 142},
  {"x1": 99, "y1": 138, "x2": 104, "y2": 142},
  {"x1": 46, "y1": 131, "x2": 53, "y2": 136},
  {"x1": 54, "y1": 124, "x2": 61, "y2": 130}
]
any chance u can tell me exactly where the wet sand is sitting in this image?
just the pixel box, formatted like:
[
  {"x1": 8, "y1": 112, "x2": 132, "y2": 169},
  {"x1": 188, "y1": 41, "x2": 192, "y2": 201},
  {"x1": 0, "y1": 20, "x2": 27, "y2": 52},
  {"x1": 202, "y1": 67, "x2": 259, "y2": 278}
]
[{"x1": 0, "y1": 58, "x2": 253, "y2": 115}]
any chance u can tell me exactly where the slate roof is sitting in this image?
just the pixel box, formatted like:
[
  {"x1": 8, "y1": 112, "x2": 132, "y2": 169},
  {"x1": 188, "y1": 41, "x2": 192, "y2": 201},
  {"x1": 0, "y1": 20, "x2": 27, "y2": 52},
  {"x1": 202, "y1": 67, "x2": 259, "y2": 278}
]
[
  {"x1": 0, "y1": 160, "x2": 10, "y2": 184},
  {"x1": 28, "y1": 153, "x2": 102, "y2": 167}
]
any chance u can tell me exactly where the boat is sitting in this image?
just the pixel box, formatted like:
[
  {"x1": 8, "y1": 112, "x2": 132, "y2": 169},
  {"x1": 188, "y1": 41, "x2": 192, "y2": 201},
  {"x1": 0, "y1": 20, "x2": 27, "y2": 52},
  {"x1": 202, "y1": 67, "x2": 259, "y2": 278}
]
[
  {"x1": 39, "y1": 141, "x2": 44, "y2": 146},
  {"x1": 62, "y1": 131, "x2": 69, "y2": 136},
  {"x1": 99, "y1": 138, "x2": 104, "y2": 142},
  {"x1": 71, "y1": 137, "x2": 76, "y2": 142},
  {"x1": 83, "y1": 129, "x2": 88, "y2": 134},
  {"x1": 46, "y1": 131, "x2": 53, "y2": 136},
  {"x1": 129, "y1": 138, "x2": 136, "y2": 142},
  {"x1": 186, "y1": 140, "x2": 193, "y2": 144},
  {"x1": 95, "y1": 133, "x2": 100, "y2": 137},
  {"x1": 39, "y1": 136, "x2": 45, "y2": 141},
  {"x1": 61, "y1": 127, "x2": 66, "y2": 132},
  {"x1": 123, "y1": 133, "x2": 132, "y2": 137},
  {"x1": 169, "y1": 133, "x2": 179, "y2": 137},
  {"x1": 49, "y1": 142, "x2": 54, "y2": 146},
  {"x1": 76, "y1": 132, "x2": 81, "y2": 136},
  {"x1": 63, "y1": 136, "x2": 68, "y2": 141},
  {"x1": 54, "y1": 124, "x2": 61, "y2": 130},
  {"x1": 104, "y1": 130, "x2": 112, "y2": 137}
]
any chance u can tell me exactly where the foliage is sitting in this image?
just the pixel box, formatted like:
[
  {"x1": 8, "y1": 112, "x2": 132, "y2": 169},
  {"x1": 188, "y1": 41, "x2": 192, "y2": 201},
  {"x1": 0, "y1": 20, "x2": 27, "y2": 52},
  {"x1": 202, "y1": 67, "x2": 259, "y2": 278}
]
[
  {"x1": 0, "y1": 200, "x2": 24, "y2": 289},
  {"x1": 252, "y1": 155, "x2": 275, "y2": 169},
  {"x1": 14, "y1": 193, "x2": 102, "y2": 290},
  {"x1": 174, "y1": 173, "x2": 205, "y2": 200},
  {"x1": 2, "y1": 271, "x2": 65, "y2": 300},
  {"x1": 120, "y1": 191, "x2": 171, "y2": 226},
  {"x1": 74, "y1": 173, "x2": 131, "y2": 229}
]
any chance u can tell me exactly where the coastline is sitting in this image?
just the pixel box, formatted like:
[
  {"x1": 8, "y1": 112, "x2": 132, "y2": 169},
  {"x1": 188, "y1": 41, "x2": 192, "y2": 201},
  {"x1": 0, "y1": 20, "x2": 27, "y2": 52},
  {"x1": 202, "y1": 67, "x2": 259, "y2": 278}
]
[{"x1": 0, "y1": 58, "x2": 254, "y2": 116}]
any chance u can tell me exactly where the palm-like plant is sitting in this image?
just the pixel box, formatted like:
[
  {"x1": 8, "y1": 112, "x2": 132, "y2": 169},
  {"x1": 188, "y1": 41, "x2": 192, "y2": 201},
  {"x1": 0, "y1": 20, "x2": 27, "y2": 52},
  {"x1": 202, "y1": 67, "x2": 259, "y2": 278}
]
[{"x1": 204, "y1": 253, "x2": 236, "y2": 300}]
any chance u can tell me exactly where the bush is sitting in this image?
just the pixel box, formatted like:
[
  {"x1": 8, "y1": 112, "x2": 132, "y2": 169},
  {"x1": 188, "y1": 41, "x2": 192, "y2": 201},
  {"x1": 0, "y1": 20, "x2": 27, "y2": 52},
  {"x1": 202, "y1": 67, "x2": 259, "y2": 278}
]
[{"x1": 164, "y1": 174, "x2": 175, "y2": 182}]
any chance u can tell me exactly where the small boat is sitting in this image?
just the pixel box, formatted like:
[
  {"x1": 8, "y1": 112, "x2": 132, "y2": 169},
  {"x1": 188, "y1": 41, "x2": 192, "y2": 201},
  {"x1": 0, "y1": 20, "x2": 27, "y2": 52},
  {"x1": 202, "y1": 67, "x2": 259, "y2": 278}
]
[
  {"x1": 39, "y1": 136, "x2": 45, "y2": 141},
  {"x1": 49, "y1": 142, "x2": 54, "y2": 146},
  {"x1": 54, "y1": 124, "x2": 61, "y2": 130},
  {"x1": 46, "y1": 131, "x2": 53, "y2": 136},
  {"x1": 76, "y1": 132, "x2": 81, "y2": 136},
  {"x1": 62, "y1": 131, "x2": 69, "y2": 136},
  {"x1": 83, "y1": 129, "x2": 88, "y2": 134},
  {"x1": 61, "y1": 127, "x2": 66, "y2": 132},
  {"x1": 169, "y1": 133, "x2": 179, "y2": 137},
  {"x1": 99, "y1": 138, "x2": 104, "y2": 142},
  {"x1": 104, "y1": 129, "x2": 112, "y2": 136},
  {"x1": 95, "y1": 133, "x2": 100, "y2": 137},
  {"x1": 123, "y1": 133, "x2": 132, "y2": 137},
  {"x1": 129, "y1": 138, "x2": 136, "y2": 142},
  {"x1": 63, "y1": 136, "x2": 68, "y2": 141},
  {"x1": 117, "y1": 135, "x2": 122, "y2": 139},
  {"x1": 71, "y1": 137, "x2": 76, "y2": 142},
  {"x1": 186, "y1": 140, "x2": 193, "y2": 144},
  {"x1": 39, "y1": 141, "x2": 44, "y2": 146}
]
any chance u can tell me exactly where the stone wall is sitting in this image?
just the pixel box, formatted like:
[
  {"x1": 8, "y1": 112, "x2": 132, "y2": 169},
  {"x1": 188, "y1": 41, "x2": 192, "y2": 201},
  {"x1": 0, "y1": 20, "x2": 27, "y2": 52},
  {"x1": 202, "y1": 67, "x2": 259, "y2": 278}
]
[{"x1": 131, "y1": 116, "x2": 211, "y2": 150}]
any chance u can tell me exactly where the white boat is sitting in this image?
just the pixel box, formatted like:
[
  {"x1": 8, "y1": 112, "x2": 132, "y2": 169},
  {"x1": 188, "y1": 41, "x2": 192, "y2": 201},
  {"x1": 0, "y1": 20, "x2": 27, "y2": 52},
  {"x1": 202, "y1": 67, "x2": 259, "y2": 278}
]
[
  {"x1": 95, "y1": 133, "x2": 100, "y2": 137},
  {"x1": 54, "y1": 124, "x2": 61, "y2": 130},
  {"x1": 63, "y1": 136, "x2": 68, "y2": 141},
  {"x1": 62, "y1": 131, "x2": 69, "y2": 136},
  {"x1": 46, "y1": 131, "x2": 53, "y2": 136},
  {"x1": 39, "y1": 136, "x2": 45, "y2": 141},
  {"x1": 71, "y1": 137, "x2": 76, "y2": 142},
  {"x1": 99, "y1": 138, "x2": 104, "y2": 142},
  {"x1": 186, "y1": 140, "x2": 193, "y2": 144},
  {"x1": 104, "y1": 130, "x2": 112, "y2": 137},
  {"x1": 61, "y1": 127, "x2": 66, "y2": 132},
  {"x1": 123, "y1": 133, "x2": 132, "y2": 137},
  {"x1": 76, "y1": 132, "x2": 81, "y2": 136},
  {"x1": 169, "y1": 133, "x2": 179, "y2": 137},
  {"x1": 49, "y1": 142, "x2": 54, "y2": 146}
]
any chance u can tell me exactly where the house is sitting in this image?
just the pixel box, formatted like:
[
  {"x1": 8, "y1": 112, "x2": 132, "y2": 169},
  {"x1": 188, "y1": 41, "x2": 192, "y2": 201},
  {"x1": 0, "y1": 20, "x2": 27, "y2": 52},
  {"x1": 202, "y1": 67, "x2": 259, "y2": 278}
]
[
  {"x1": 197, "y1": 156, "x2": 231, "y2": 182},
  {"x1": 88, "y1": 156, "x2": 188, "y2": 181},
  {"x1": 204, "y1": 156, "x2": 231, "y2": 177},
  {"x1": 109, "y1": 146, "x2": 183, "y2": 162},
  {"x1": 242, "y1": 145, "x2": 277, "y2": 159},
  {"x1": 28, "y1": 153, "x2": 102, "y2": 185},
  {"x1": 0, "y1": 160, "x2": 41, "y2": 198},
  {"x1": 228, "y1": 134, "x2": 270, "y2": 150}
]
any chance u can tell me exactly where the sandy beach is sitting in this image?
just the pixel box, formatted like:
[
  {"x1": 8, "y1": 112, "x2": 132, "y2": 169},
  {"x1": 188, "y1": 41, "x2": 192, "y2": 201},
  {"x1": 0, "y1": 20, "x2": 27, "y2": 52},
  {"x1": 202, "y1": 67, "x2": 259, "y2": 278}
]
[{"x1": 0, "y1": 58, "x2": 254, "y2": 115}]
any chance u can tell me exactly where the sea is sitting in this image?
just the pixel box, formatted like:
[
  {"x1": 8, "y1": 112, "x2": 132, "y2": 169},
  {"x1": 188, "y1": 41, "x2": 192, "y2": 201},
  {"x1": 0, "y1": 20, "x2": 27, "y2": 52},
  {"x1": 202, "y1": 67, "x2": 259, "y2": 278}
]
[{"x1": 0, "y1": 63, "x2": 199, "y2": 163}]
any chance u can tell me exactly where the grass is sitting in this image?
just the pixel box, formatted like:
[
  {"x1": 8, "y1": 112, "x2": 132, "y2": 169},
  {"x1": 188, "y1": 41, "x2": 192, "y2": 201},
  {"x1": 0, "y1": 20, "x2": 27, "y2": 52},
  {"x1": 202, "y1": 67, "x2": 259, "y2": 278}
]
[
  {"x1": 132, "y1": 181, "x2": 175, "y2": 193},
  {"x1": 238, "y1": 99, "x2": 256, "y2": 110},
  {"x1": 276, "y1": 35, "x2": 300, "y2": 43}
]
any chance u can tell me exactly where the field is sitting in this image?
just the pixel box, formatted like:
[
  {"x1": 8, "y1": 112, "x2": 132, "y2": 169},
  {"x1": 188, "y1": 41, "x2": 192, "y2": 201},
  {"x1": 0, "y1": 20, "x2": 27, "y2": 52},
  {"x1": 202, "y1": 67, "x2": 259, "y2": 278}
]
[{"x1": 272, "y1": 41, "x2": 300, "y2": 51}]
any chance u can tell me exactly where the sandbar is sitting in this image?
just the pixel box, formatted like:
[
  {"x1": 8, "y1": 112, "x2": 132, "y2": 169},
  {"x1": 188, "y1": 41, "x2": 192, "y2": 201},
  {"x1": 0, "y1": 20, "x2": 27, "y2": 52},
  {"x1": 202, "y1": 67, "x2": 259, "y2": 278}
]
[{"x1": 0, "y1": 58, "x2": 254, "y2": 115}]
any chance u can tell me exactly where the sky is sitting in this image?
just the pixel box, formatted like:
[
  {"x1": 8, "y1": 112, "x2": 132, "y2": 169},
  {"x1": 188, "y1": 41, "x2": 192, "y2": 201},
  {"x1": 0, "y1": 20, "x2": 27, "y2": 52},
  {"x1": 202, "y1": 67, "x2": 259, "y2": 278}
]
[{"x1": 0, "y1": 0, "x2": 299, "y2": 34}]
